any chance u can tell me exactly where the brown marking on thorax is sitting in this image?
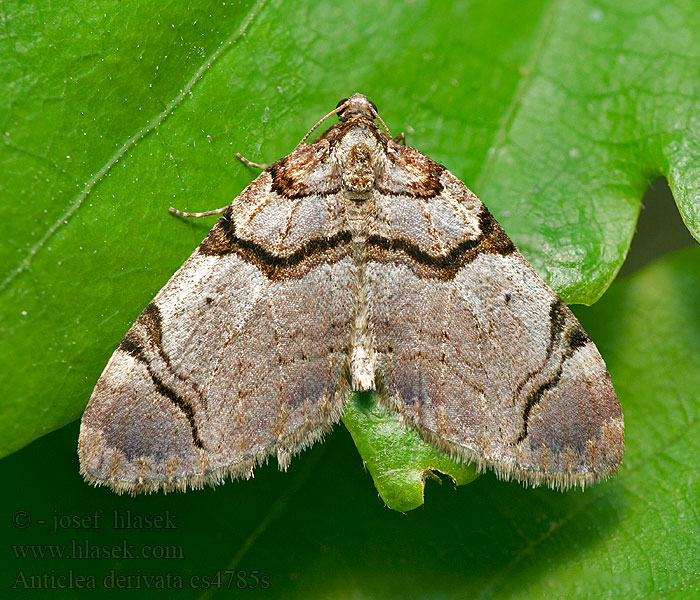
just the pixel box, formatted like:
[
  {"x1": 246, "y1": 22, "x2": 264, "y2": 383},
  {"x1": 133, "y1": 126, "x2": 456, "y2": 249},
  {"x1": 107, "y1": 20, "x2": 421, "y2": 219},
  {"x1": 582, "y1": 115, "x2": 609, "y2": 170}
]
[{"x1": 342, "y1": 144, "x2": 374, "y2": 192}]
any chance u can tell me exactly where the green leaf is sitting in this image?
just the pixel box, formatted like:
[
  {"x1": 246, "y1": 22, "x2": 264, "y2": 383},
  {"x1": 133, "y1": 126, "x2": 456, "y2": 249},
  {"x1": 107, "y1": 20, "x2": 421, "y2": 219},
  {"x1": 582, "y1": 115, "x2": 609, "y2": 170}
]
[
  {"x1": 1, "y1": 0, "x2": 699, "y2": 481},
  {"x1": 342, "y1": 392, "x2": 479, "y2": 511},
  {"x1": 1, "y1": 246, "x2": 698, "y2": 598}
]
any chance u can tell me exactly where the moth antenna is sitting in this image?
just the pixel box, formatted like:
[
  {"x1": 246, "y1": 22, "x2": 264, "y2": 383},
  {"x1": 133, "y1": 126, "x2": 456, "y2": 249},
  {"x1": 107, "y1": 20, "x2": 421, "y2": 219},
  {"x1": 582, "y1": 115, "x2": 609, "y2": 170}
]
[
  {"x1": 372, "y1": 107, "x2": 393, "y2": 139},
  {"x1": 298, "y1": 100, "x2": 350, "y2": 146}
]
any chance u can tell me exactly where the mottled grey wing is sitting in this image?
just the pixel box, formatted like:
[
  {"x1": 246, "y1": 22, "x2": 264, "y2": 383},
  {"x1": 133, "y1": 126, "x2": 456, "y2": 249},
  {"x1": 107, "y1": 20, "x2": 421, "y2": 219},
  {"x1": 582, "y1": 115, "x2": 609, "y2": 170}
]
[
  {"x1": 367, "y1": 143, "x2": 623, "y2": 489},
  {"x1": 79, "y1": 138, "x2": 354, "y2": 493}
]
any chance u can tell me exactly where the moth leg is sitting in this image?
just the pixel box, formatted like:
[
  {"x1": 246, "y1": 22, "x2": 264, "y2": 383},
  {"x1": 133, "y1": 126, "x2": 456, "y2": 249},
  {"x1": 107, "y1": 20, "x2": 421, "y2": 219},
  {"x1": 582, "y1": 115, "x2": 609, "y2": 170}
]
[
  {"x1": 235, "y1": 152, "x2": 269, "y2": 170},
  {"x1": 392, "y1": 132, "x2": 406, "y2": 145},
  {"x1": 169, "y1": 205, "x2": 229, "y2": 218}
]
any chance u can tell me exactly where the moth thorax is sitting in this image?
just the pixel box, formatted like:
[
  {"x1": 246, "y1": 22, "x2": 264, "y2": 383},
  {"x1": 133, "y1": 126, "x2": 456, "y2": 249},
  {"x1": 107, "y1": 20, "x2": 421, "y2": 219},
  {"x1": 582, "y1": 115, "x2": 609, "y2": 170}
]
[{"x1": 342, "y1": 143, "x2": 375, "y2": 193}]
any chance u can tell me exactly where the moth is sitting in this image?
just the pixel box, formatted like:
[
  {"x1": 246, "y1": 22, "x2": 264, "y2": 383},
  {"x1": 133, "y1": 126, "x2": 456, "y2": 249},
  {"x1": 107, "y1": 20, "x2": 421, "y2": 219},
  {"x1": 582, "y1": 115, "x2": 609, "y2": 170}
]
[{"x1": 79, "y1": 93, "x2": 623, "y2": 494}]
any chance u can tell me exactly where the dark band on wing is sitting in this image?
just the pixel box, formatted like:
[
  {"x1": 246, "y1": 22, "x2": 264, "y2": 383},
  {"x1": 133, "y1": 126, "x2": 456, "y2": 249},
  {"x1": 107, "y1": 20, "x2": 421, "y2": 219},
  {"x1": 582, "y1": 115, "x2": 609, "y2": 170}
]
[
  {"x1": 515, "y1": 302, "x2": 592, "y2": 445},
  {"x1": 547, "y1": 300, "x2": 568, "y2": 360},
  {"x1": 566, "y1": 324, "x2": 591, "y2": 352},
  {"x1": 149, "y1": 371, "x2": 205, "y2": 450},
  {"x1": 119, "y1": 302, "x2": 162, "y2": 361},
  {"x1": 367, "y1": 207, "x2": 515, "y2": 279},
  {"x1": 199, "y1": 206, "x2": 353, "y2": 278},
  {"x1": 512, "y1": 299, "x2": 568, "y2": 406},
  {"x1": 199, "y1": 206, "x2": 515, "y2": 281},
  {"x1": 120, "y1": 303, "x2": 206, "y2": 397},
  {"x1": 118, "y1": 303, "x2": 205, "y2": 450},
  {"x1": 515, "y1": 369, "x2": 564, "y2": 445}
]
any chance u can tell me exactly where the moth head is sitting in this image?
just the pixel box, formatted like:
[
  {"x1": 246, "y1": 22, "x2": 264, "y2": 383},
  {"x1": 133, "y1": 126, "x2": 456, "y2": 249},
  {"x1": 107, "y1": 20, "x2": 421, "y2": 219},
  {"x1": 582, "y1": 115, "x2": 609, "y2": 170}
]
[
  {"x1": 336, "y1": 93, "x2": 378, "y2": 122},
  {"x1": 299, "y1": 94, "x2": 381, "y2": 146}
]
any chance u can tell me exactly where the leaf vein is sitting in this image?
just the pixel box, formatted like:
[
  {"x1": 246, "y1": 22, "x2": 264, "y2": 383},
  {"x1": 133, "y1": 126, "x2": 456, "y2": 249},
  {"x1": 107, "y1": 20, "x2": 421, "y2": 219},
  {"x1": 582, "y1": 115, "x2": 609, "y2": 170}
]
[
  {"x1": 0, "y1": 0, "x2": 269, "y2": 295},
  {"x1": 473, "y1": 0, "x2": 560, "y2": 192}
]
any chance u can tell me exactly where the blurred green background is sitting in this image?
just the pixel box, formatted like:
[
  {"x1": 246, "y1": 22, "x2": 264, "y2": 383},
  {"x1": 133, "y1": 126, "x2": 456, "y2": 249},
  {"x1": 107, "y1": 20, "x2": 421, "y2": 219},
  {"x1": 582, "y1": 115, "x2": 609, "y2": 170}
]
[{"x1": 1, "y1": 0, "x2": 698, "y2": 598}]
